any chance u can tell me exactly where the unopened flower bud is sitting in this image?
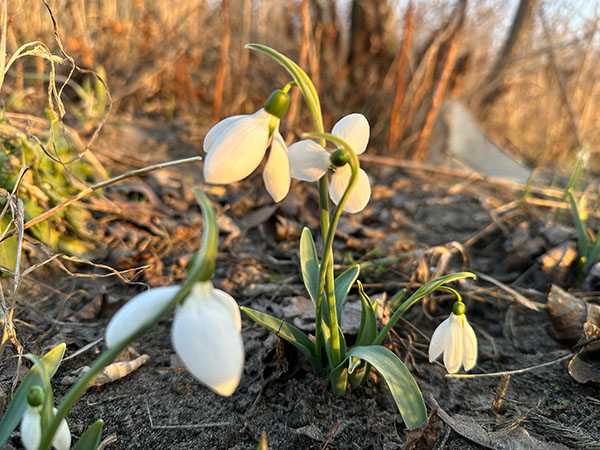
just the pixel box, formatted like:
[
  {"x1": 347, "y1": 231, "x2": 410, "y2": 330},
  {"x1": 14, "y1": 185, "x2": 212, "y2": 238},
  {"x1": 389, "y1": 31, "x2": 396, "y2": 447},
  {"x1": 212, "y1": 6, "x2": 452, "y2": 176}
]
[
  {"x1": 27, "y1": 386, "x2": 44, "y2": 407},
  {"x1": 264, "y1": 90, "x2": 290, "y2": 118},
  {"x1": 330, "y1": 149, "x2": 349, "y2": 167}
]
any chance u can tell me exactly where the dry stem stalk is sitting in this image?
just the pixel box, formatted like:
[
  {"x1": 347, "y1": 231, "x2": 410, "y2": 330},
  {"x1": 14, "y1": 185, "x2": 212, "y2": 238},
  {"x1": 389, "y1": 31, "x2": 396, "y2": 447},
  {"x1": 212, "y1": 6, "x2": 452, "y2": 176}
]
[
  {"x1": 414, "y1": 34, "x2": 460, "y2": 159},
  {"x1": 389, "y1": 0, "x2": 413, "y2": 151},
  {"x1": 286, "y1": 0, "x2": 310, "y2": 145},
  {"x1": 213, "y1": 0, "x2": 230, "y2": 120}
]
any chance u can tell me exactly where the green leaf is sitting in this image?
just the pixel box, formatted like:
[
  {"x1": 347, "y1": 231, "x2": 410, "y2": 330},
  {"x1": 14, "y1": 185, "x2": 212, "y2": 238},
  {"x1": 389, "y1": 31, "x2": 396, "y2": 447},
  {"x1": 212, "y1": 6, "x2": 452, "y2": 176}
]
[
  {"x1": 356, "y1": 281, "x2": 378, "y2": 346},
  {"x1": 347, "y1": 359, "x2": 370, "y2": 389},
  {"x1": 587, "y1": 233, "x2": 600, "y2": 271},
  {"x1": 241, "y1": 307, "x2": 319, "y2": 369},
  {"x1": 567, "y1": 191, "x2": 589, "y2": 258},
  {"x1": 0, "y1": 344, "x2": 66, "y2": 447},
  {"x1": 328, "y1": 361, "x2": 348, "y2": 395},
  {"x1": 344, "y1": 346, "x2": 427, "y2": 429},
  {"x1": 73, "y1": 420, "x2": 104, "y2": 450},
  {"x1": 334, "y1": 265, "x2": 360, "y2": 323},
  {"x1": 0, "y1": 215, "x2": 18, "y2": 272},
  {"x1": 246, "y1": 44, "x2": 323, "y2": 129},
  {"x1": 389, "y1": 288, "x2": 407, "y2": 312},
  {"x1": 374, "y1": 272, "x2": 476, "y2": 345},
  {"x1": 299, "y1": 227, "x2": 320, "y2": 307}
]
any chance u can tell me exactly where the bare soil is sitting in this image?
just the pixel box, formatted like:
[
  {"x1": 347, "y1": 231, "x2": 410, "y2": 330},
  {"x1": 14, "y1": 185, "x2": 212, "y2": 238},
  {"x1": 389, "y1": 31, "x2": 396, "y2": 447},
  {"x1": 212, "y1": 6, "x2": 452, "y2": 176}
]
[{"x1": 2, "y1": 118, "x2": 599, "y2": 450}]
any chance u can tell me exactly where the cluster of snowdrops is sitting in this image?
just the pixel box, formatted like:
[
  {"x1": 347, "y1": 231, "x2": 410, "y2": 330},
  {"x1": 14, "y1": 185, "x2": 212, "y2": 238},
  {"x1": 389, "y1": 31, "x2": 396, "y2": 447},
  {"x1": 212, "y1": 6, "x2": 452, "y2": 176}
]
[{"x1": 13, "y1": 45, "x2": 478, "y2": 449}]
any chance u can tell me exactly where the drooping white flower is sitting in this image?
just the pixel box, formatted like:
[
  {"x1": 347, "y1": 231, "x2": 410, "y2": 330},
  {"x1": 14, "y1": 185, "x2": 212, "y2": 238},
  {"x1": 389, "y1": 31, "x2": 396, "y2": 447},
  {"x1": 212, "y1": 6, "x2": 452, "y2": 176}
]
[
  {"x1": 20, "y1": 406, "x2": 71, "y2": 450},
  {"x1": 203, "y1": 90, "x2": 292, "y2": 203},
  {"x1": 105, "y1": 282, "x2": 243, "y2": 397},
  {"x1": 428, "y1": 310, "x2": 477, "y2": 374},
  {"x1": 171, "y1": 282, "x2": 243, "y2": 396},
  {"x1": 288, "y1": 113, "x2": 371, "y2": 213}
]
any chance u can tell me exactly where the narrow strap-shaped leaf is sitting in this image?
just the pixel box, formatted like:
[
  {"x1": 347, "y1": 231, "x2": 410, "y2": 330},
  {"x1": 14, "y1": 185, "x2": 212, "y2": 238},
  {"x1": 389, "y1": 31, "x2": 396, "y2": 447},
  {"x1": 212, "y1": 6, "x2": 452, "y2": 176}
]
[
  {"x1": 567, "y1": 190, "x2": 589, "y2": 258},
  {"x1": 0, "y1": 343, "x2": 66, "y2": 446},
  {"x1": 334, "y1": 265, "x2": 360, "y2": 323},
  {"x1": 586, "y1": 233, "x2": 600, "y2": 272},
  {"x1": 240, "y1": 307, "x2": 319, "y2": 368},
  {"x1": 343, "y1": 346, "x2": 427, "y2": 429},
  {"x1": 246, "y1": 44, "x2": 323, "y2": 129},
  {"x1": 329, "y1": 360, "x2": 348, "y2": 395},
  {"x1": 356, "y1": 281, "x2": 378, "y2": 346},
  {"x1": 299, "y1": 227, "x2": 320, "y2": 307},
  {"x1": 73, "y1": 420, "x2": 104, "y2": 450}
]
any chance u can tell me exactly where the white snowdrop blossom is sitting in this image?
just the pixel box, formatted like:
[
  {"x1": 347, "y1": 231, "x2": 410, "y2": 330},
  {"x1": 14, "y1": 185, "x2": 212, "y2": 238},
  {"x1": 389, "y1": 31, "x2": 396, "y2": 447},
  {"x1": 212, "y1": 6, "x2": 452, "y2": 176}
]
[
  {"x1": 105, "y1": 282, "x2": 243, "y2": 397},
  {"x1": 288, "y1": 113, "x2": 371, "y2": 213},
  {"x1": 428, "y1": 310, "x2": 477, "y2": 374},
  {"x1": 20, "y1": 406, "x2": 71, "y2": 450},
  {"x1": 203, "y1": 107, "x2": 290, "y2": 203}
]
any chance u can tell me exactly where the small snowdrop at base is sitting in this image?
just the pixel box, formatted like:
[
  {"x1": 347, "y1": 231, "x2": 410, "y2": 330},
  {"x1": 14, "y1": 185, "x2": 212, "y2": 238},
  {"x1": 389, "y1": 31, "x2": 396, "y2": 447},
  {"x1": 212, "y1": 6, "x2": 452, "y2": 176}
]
[
  {"x1": 428, "y1": 301, "x2": 477, "y2": 374},
  {"x1": 20, "y1": 387, "x2": 71, "y2": 450},
  {"x1": 105, "y1": 281, "x2": 243, "y2": 397},
  {"x1": 288, "y1": 113, "x2": 372, "y2": 213}
]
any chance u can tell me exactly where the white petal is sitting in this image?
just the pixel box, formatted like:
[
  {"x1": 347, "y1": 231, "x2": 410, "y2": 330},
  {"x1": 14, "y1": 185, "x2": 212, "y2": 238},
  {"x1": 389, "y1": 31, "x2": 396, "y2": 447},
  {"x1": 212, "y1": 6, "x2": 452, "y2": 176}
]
[
  {"x1": 203, "y1": 115, "x2": 245, "y2": 153},
  {"x1": 51, "y1": 408, "x2": 71, "y2": 450},
  {"x1": 330, "y1": 166, "x2": 371, "y2": 213},
  {"x1": 105, "y1": 286, "x2": 180, "y2": 348},
  {"x1": 20, "y1": 406, "x2": 41, "y2": 450},
  {"x1": 263, "y1": 131, "x2": 290, "y2": 202},
  {"x1": 191, "y1": 282, "x2": 242, "y2": 332},
  {"x1": 444, "y1": 314, "x2": 464, "y2": 374},
  {"x1": 462, "y1": 317, "x2": 478, "y2": 371},
  {"x1": 288, "y1": 140, "x2": 330, "y2": 181},
  {"x1": 172, "y1": 283, "x2": 244, "y2": 397},
  {"x1": 428, "y1": 315, "x2": 451, "y2": 362},
  {"x1": 331, "y1": 113, "x2": 370, "y2": 155},
  {"x1": 203, "y1": 109, "x2": 273, "y2": 184}
]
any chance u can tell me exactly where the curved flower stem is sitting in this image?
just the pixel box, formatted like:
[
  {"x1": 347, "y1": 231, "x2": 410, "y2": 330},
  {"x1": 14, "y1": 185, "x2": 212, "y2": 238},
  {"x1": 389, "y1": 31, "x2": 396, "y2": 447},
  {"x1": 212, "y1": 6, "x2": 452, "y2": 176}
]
[
  {"x1": 373, "y1": 272, "x2": 476, "y2": 346},
  {"x1": 246, "y1": 44, "x2": 337, "y2": 367},
  {"x1": 38, "y1": 190, "x2": 218, "y2": 450},
  {"x1": 305, "y1": 132, "x2": 360, "y2": 368}
]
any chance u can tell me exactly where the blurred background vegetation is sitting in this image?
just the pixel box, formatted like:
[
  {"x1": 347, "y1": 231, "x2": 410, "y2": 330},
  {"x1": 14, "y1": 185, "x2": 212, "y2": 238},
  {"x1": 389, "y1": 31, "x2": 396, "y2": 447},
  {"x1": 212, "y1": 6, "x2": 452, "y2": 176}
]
[{"x1": 3, "y1": 0, "x2": 597, "y2": 169}]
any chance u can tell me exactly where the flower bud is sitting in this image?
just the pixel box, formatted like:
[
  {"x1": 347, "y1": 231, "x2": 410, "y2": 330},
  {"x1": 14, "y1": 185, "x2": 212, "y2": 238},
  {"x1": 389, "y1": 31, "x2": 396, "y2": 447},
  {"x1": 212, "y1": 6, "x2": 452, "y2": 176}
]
[
  {"x1": 264, "y1": 90, "x2": 290, "y2": 118},
  {"x1": 329, "y1": 149, "x2": 349, "y2": 167},
  {"x1": 452, "y1": 301, "x2": 466, "y2": 316},
  {"x1": 27, "y1": 386, "x2": 44, "y2": 407}
]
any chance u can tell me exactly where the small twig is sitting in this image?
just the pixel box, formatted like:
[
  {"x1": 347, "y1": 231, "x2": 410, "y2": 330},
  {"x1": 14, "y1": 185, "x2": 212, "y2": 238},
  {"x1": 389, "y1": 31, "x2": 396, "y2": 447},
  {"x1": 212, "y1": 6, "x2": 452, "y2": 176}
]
[
  {"x1": 320, "y1": 418, "x2": 341, "y2": 450},
  {"x1": 475, "y1": 272, "x2": 545, "y2": 311},
  {"x1": 0, "y1": 156, "x2": 202, "y2": 242},
  {"x1": 446, "y1": 353, "x2": 573, "y2": 378}
]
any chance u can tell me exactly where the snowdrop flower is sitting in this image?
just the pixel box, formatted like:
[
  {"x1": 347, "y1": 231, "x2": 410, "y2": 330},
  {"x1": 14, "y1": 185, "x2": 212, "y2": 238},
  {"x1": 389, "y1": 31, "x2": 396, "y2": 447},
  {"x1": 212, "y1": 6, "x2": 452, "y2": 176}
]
[
  {"x1": 428, "y1": 302, "x2": 477, "y2": 374},
  {"x1": 203, "y1": 90, "x2": 291, "y2": 202},
  {"x1": 20, "y1": 388, "x2": 71, "y2": 450},
  {"x1": 106, "y1": 282, "x2": 243, "y2": 397},
  {"x1": 288, "y1": 113, "x2": 371, "y2": 213}
]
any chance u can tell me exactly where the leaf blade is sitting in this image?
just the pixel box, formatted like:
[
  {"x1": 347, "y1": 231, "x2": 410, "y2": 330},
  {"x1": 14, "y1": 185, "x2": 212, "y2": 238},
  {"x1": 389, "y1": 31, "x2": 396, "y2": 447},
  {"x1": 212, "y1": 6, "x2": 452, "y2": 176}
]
[
  {"x1": 345, "y1": 346, "x2": 426, "y2": 429},
  {"x1": 299, "y1": 227, "x2": 320, "y2": 307}
]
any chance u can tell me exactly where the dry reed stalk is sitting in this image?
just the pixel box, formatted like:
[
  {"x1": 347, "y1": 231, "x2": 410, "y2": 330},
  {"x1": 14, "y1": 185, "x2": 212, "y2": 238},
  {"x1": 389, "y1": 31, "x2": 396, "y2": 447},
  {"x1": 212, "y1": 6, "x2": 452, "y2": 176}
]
[
  {"x1": 213, "y1": 0, "x2": 230, "y2": 120},
  {"x1": 414, "y1": 33, "x2": 460, "y2": 159},
  {"x1": 389, "y1": 0, "x2": 413, "y2": 151},
  {"x1": 286, "y1": 0, "x2": 310, "y2": 145}
]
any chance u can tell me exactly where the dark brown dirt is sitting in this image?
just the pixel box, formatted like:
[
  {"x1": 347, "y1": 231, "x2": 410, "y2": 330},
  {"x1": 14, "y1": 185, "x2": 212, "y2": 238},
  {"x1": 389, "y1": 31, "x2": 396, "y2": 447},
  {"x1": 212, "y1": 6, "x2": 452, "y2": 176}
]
[{"x1": 2, "y1": 119, "x2": 599, "y2": 450}]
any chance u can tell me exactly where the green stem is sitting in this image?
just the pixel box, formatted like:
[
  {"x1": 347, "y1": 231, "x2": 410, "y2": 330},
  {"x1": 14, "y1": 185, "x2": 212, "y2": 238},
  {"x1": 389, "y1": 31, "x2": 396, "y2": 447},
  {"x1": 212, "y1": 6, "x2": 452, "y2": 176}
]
[
  {"x1": 306, "y1": 133, "x2": 360, "y2": 368},
  {"x1": 39, "y1": 190, "x2": 218, "y2": 450}
]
